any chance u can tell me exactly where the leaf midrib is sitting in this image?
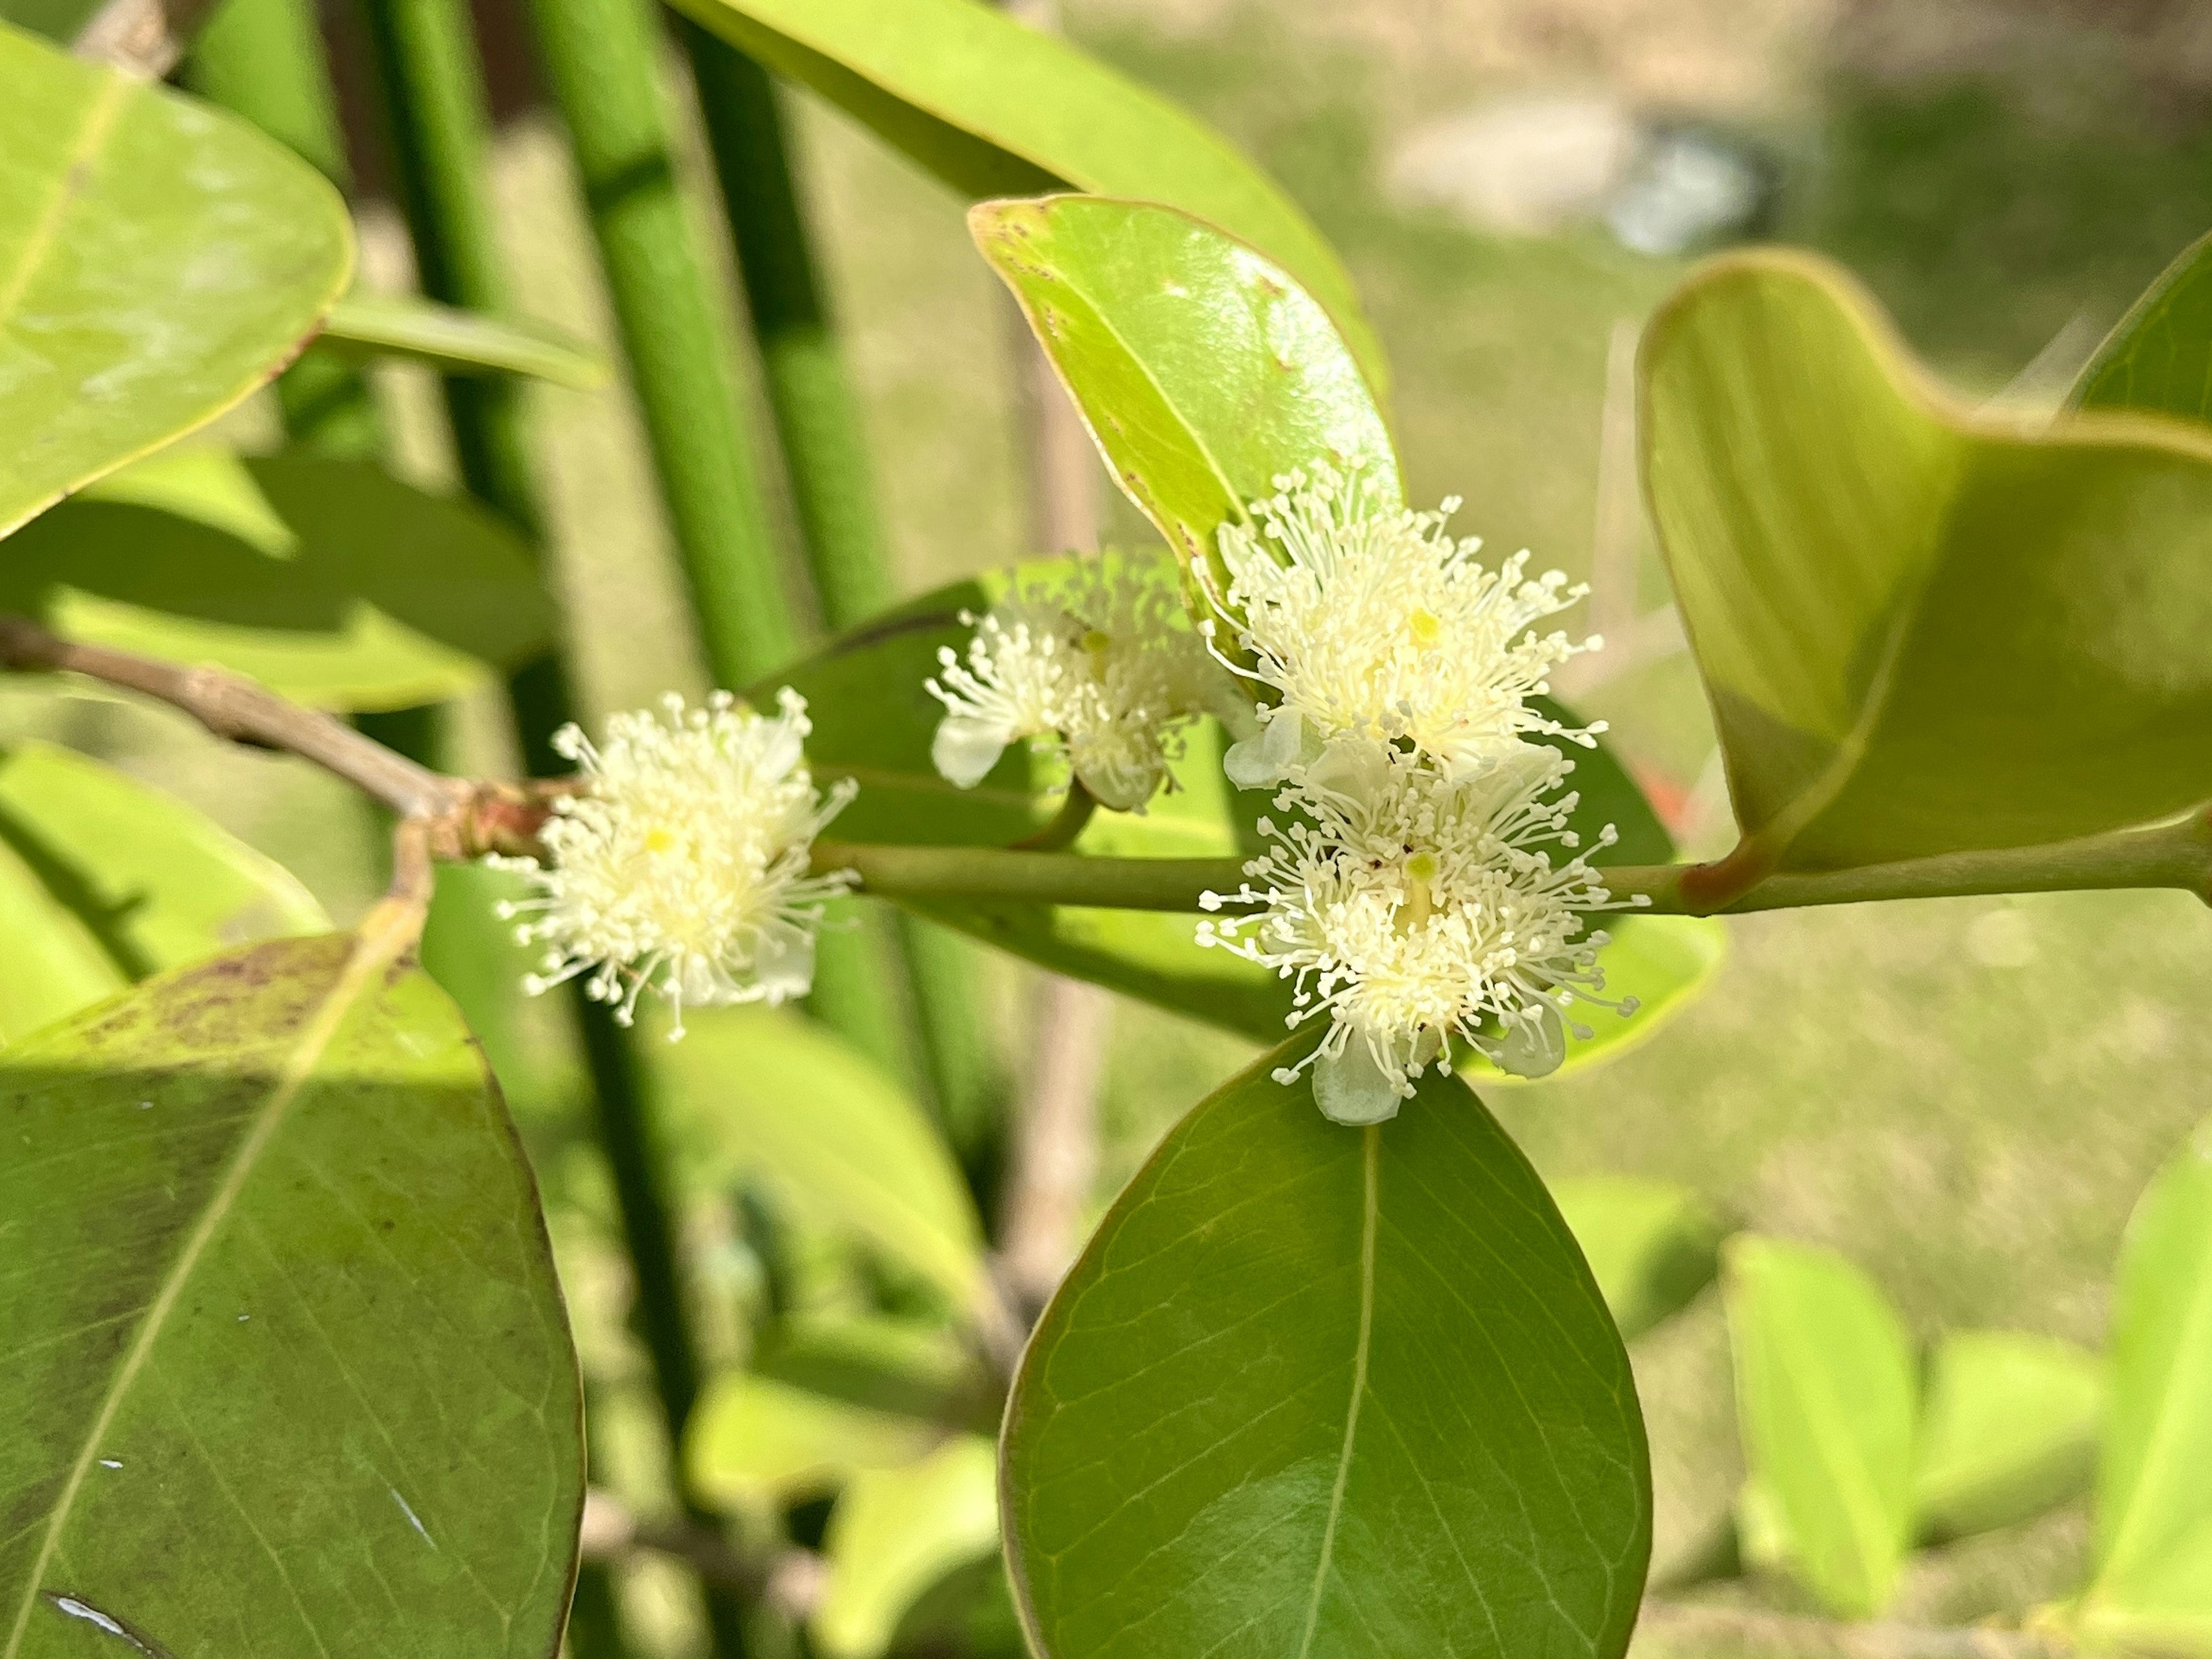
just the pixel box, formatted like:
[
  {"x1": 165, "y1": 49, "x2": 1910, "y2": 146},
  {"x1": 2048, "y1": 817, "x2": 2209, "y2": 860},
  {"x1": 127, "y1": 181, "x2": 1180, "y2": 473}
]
[
  {"x1": 0, "y1": 912, "x2": 413, "y2": 1659},
  {"x1": 0, "y1": 74, "x2": 129, "y2": 333},
  {"x1": 1294, "y1": 1124, "x2": 1378, "y2": 1658}
]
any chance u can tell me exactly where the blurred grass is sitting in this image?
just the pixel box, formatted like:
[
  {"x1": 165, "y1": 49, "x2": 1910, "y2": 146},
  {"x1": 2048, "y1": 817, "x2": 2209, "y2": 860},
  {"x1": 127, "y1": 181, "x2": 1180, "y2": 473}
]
[{"x1": 8, "y1": 2, "x2": 2212, "y2": 1652}]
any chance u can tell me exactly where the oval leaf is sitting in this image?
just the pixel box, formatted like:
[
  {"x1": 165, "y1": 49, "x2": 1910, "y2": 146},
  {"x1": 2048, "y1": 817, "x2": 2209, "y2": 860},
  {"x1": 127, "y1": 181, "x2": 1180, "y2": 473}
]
[
  {"x1": 2072, "y1": 229, "x2": 2212, "y2": 427},
  {"x1": 0, "y1": 740, "x2": 327, "y2": 1040},
  {"x1": 813, "y1": 1437, "x2": 1000, "y2": 1659},
  {"x1": 1912, "y1": 1329, "x2": 2104, "y2": 1547},
  {"x1": 0, "y1": 449, "x2": 556, "y2": 710},
  {"x1": 974, "y1": 196, "x2": 1397, "y2": 592},
  {"x1": 664, "y1": 0, "x2": 1380, "y2": 388},
  {"x1": 1721, "y1": 1235, "x2": 1916, "y2": 1618},
  {"x1": 1552, "y1": 1175, "x2": 1728, "y2": 1342},
  {"x1": 0, "y1": 925, "x2": 583, "y2": 1656},
  {"x1": 319, "y1": 291, "x2": 609, "y2": 390},
  {"x1": 2076, "y1": 1114, "x2": 2212, "y2": 1653},
  {"x1": 1642, "y1": 249, "x2": 2212, "y2": 874},
  {"x1": 0, "y1": 24, "x2": 351, "y2": 539},
  {"x1": 1001, "y1": 1045, "x2": 1651, "y2": 1659}
]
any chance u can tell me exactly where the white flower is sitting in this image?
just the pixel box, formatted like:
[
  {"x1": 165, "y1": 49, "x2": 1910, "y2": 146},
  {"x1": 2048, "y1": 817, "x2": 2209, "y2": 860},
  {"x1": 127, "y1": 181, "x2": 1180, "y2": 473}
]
[
  {"x1": 1207, "y1": 464, "x2": 1600, "y2": 787},
  {"x1": 488, "y1": 688, "x2": 857, "y2": 1036},
  {"x1": 927, "y1": 555, "x2": 1237, "y2": 812},
  {"x1": 1197, "y1": 740, "x2": 1643, "y2": 1124}
]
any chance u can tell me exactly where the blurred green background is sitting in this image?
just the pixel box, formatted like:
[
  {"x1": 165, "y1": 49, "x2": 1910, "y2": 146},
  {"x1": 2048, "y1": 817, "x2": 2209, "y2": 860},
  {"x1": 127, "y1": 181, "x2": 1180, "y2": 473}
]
[{"x1": 9, "y1": 0, "x2": 2212, "y2": 1650}]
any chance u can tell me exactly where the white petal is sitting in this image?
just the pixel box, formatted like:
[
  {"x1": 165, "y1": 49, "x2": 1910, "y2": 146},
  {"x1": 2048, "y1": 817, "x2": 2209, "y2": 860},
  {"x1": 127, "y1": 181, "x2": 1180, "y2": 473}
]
[
  {"x1": 931, "y1": 715, "x2": 1014, "y2": 788},
  {"x1": 1224, "y1": 706, "x2": 1303, "y2": 790},
  {"x1": 752, "y1": 924, "x2": 817, "y2": 1003},
  {"x1": 1497, "y1": 1002, "x2": 1566, "y2": 1080},
  {"x1": 1314, "y1": 1040, "x2": 1405, "y2": 1125}
]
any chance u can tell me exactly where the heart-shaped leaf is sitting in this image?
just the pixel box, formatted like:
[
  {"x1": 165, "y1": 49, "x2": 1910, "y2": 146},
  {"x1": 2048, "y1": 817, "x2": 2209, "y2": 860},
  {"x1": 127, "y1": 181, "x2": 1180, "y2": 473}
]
[
  {"x1": 1001, "y1": 1045, "x2": 1650, "y2": 1658},
  {"x1": 0, "y1": 24, "x2": 350, "y2": 539},
  {"x1": 662, "y1": 0, "x2": 1381, "y2": 388},
  {"x1": 0, "y1": 924, "x2": 582, "y2": 1656},
  {"x1": 1642, "y1": 249, "x2": 2212, "y2": 877}
]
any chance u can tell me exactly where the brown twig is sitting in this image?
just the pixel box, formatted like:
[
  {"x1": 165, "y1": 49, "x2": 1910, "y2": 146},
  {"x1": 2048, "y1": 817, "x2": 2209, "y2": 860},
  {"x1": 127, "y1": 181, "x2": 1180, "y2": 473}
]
[
  {"x1": 1636, "y1": 1602, "x2": 2076, "y2": 1659},
  {"x1": 70, "y1": 0, "x2": 224, "y2": 77}
]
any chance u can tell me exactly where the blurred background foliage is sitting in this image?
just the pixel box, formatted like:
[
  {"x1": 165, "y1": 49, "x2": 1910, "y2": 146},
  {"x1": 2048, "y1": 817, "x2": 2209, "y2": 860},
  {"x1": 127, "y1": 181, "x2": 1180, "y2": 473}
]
[{"x1": 9, "y1": 0, "x2": 2212, "y2": 1650}]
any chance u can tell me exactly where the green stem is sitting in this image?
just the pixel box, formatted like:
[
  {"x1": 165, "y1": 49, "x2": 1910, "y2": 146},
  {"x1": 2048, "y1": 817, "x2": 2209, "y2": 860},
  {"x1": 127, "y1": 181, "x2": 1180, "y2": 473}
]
[{"x1": 813, "y1": 812, "x2": 2212, "y2": 915}]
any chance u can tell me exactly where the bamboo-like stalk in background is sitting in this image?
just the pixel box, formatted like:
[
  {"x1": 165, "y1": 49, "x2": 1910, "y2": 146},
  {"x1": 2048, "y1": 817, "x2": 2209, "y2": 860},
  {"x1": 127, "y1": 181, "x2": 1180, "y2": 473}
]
[
  {"x1": 520, "y1": 0, "x2": 916, "y2": 1094},
  {"x1": 345, "y1": 1, "x2": 736, "y2": 1652},
  {"x1": 677, "y1": 25, "x2": 994, "y2": 1150}
]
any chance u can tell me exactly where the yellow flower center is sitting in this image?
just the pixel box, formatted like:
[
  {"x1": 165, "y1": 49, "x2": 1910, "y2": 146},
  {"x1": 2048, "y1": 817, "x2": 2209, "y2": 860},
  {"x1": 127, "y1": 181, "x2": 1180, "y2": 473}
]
[
  {"x1": 643, "y1": 825, "x2": 678, "y2": 855},
  {"x1": 1407, "y1": 607, "x2": 1442, "y2": 650}
]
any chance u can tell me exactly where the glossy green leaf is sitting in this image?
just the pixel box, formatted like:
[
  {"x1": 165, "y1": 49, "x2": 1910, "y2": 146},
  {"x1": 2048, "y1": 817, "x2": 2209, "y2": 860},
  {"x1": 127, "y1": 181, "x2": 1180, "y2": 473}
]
[
  {"x1": 653, "y1": 1003, "x2": 987, "y2": 1315},
  {"x1": 687, "y1": 1373, "x2": 942, "y2": 1507},
  {"x1": 975, "y1": 196, "x2": 1396, "y2": 590},
  {"x1": 1642, "y1": 249, "x2": 2212, "y2": 873},
  {"x1": 0, "y1": 24, "x2": 351, "y2": 540},
  {"x1": 1721, "y1": 1235, "x2": 1916, "y2": 1618},
  {"x1": 663, "y1": 0, "x2": 1380, "y2": 389},
  {"x1": 814, "y1": 1437, "x2": 1001, "y2": 1659},
  {"x1": 0, "y1": 925, "x2": 582, "y2": 1657},
  {"x1": 2075, "y1": 1116, "x2": 2212, "y2": 1654},
  {"x1": 0, "y1": 448, "x2": 556, "y2": 710},
  {"x1": 1002, "y1": 1043, "x2": 1650, "y2": 1659},
  {"x1": 1552, "y1": 1175, "x2": 1727, "y2": 1341},
  {"x1": 0, "y1": 741, "x2": 328, "y2": 1043},
  {"x1": 319, "y1": 291, "x2": 608, "y2": 389},
  {"x1": 1911, "y1": 1330, "x2": 2104, "y2": 1547},
  {"x1": 2073, "y1": 229, "x2": 2212, "y2": 427}
]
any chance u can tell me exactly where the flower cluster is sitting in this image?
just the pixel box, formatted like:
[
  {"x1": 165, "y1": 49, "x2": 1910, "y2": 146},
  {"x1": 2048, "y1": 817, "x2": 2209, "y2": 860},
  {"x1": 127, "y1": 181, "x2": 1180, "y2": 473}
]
[
  {"x1": 1196, "y1": 464, "x2": 1640, "y2": 1124},
  {"x1": 488, "y1": 689, "x2": 856, "y2": 1036},
  {"x1": 926, "y1": 555, "x2": 1237, "y2": 812}
]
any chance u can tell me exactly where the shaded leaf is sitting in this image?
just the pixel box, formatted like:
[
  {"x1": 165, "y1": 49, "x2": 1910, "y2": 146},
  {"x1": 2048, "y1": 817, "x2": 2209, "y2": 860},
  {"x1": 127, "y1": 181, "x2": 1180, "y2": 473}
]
[
  {"x1": 0, "y1": 741, "x2": 327, "y2": 1042},
  {"x1": 664, "y1": 0, "x2": 1380, "y2": 387},
  {"x1": 1001, "y1": 1043, "x2": 1650, "y2": 1659},
  {"x1": 752, "y1": 1313, "x2": 991, "y2": 1426},
  {"x1": 687, "y1": 1373, "x2": 941, "y2": 1507},
  {"x1": 653, "y1": 1004, "x2": 987, "y2": 1315},
  {"x1": 2073, "y1": 229, "x2": 2212, "y2": 428},
  {"x1": 2075, "y1": 1115, "x2": 2212, "y2": 1654},
  {"x1": 974, "y1": 196, "x2": 1396, "y2": 594},
  {"x1": 814, "y1": 1437, "x2": 999, "y2": 1659},
  {"x1": 319, "y1": 291, "x2": 608, "y2": 390},
  {"x1": 0, "y1": 925, "x2": 582, "y2": 1656},
  {"x1": 1912, "y1": 1330, "x2": 2104, "y2": 1547},
  {"x1": 0, "y1": 24, "x2": 350, "y2": 539},
  {"x1": 1552, "y1": 1175, "x2": 1727, "y2": 1341},
  {"x1": 1642, "y1": 249, "x2": 2212, "y2": 874},
  {"x1": 1721, "y1": 1235, "x2": 1916, "y2": 1618},
  {"x1": 0, "y1": 449, "x2": 556, "y2": 710}
]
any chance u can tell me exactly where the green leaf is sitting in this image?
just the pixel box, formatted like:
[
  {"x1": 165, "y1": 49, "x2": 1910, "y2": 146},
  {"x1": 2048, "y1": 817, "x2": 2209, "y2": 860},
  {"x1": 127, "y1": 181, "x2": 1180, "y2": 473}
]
[
  {"x1": 1720, "y1": 1235, "x2": 1916, "y2": 1618},
  {"x1": 0, "y1": 741, "x2": 328, "y2": 1041},
  {"x1": 687, "y1": 1373, "x2": 943, "y2": 1507},
  {"x1": 2073, "y1": 229, "x2": 2212, "y2": 428},
  {"x1": 0, "y1": 448, "x2": 556, "y2": 710},
  {"x1": 662, "y1": 0, "x2": 1381, "y2": 390},
  {"x1": 1911, "y1": 1330, "x2": 2104, "y2": 1547},
  {"x1": 0, "y1": 924, "x2": 582, "y2": 1656},
  {"x1": 752, "y1": 1313, "x2": 992, "y2": 1426},
  {"x1": 2075, "y1": 1115, "x2": 2212, "y2": 1654},
  {"x1": 813, "y1": 1436, "x2": 1001, "y2": 1659},
  {"x1": 653, "y1": 1003, "x2": 987, "y2": 1315},
  {"x1": 973, "y1": 196, "x2": 1397, "y2": 591},
  {"x1": 1552, "y1": 1175, "x2": 1727, "y2": 1341},
  {"x1": 0, "y1": 24, "x2": 351, "y2": 540},
  {"x1": 319, "y1": 291, "x2": 609, "y2": 390},
  {"x1": 1641, "y1": 249, "x2": 2212, "y2": 874},
  {"x1": 1001, "y1": 1044, "x2": 1650, "y2": 1659}
]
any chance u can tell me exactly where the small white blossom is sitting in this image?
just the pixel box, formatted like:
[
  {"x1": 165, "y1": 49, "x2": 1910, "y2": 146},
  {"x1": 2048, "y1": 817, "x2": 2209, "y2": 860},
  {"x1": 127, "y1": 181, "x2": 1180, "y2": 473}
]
[
  {"x1": 1197, "y1": 740, "x2": 1642, "y2": 1124},
  {"x1": 1208, "y1": 464, "x2": 1600, "y2": 787},
  {"x1": 927, "y1": 555, "x2": 1237, "y2": 812},
  {"x1": 489, "y1": 689, "x2": 856, "y2": 1036}
]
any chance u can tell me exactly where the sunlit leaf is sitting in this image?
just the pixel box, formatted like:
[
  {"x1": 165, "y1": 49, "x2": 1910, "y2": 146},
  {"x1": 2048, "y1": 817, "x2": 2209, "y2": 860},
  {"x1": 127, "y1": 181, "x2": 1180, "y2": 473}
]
[
  {"x1": 687, "y1": 1373, "x2": 942, "y2": 1508},
  {"x1": 1721, "y1": 1235, "x2": 1916, "y2": 1618},
  {"x1": 1912, "y1": 1329, "x2": 2104, "y2": 1547},
  {"x1": 0, "y1": 24, "x2": 350, "y2": 539},
  {"x1": 664, "y1": 0, "x2": 1381, "y2": 388},
  {"x1": 813, "y1": 1436, "x2": 1000, "y2": 1659},
  {"x1": 319, "y1": 291, "x2": 608, "y2": 390},
  {"x1": 0, "y1": 448, "x2": 556, "y2": 710},
  {"x1": 1642, "y1": 249, "x2": 2212, "y2": 875},
  {"x1": 1002, "y1": 1043, "x2": 1650, "y2": 1658},
  {"x1": 2075, "y1": 1115, "x2": 2212, "y2": 1654},
  {"x1": 1552, "y1": 1175, "x2": 1727, "y2": 1341},
  {"x1": 0, "y1": 926, "x2": 582, "y2": 1655},
  {"x1": 0, "y1": 741, "x2": 327, "y2": 1043}
]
